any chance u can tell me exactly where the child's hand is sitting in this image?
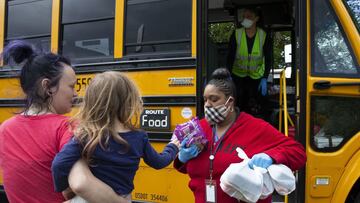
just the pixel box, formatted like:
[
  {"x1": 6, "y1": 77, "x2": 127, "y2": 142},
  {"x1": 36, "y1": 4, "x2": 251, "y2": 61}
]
[
  {"x1": 170, "y1": 133, "x2": 178, "y2": 142},
  {"x1": 170, "y1": 134, "x2": 180, "y2": 149}
]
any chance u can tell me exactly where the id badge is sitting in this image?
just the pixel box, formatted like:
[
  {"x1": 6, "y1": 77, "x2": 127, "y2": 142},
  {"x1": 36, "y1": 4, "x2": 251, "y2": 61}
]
[{"x1": 205, "y1": 179, "x2": 217, "y2": 203}]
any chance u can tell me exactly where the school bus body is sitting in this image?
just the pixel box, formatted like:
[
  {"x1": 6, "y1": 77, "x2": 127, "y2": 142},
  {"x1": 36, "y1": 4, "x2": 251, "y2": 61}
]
[
  {"x1": 76, "y1": 70, "x2": 197, "y2": 202},
  {"x1": 0, "y1": 69, "x2": 197, "y2": 202},
  {"x1": 302, "y1": 0, "x2": 360, "y2": 202},
  {"x1": 0, "y1": 1, "x2": 198, "y2": 202}
]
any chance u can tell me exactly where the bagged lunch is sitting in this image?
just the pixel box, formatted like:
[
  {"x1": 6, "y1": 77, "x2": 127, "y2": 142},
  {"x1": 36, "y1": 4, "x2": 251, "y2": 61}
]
[
  {"x1": 220, "y1": 147, "x2": 295, "y2": 202},
  {"x1": 268, "y1": 164, "x2": 296, "y2": 195},
  {"x1": 220, "y1": 148, "x2": 272, "y2": 202}
]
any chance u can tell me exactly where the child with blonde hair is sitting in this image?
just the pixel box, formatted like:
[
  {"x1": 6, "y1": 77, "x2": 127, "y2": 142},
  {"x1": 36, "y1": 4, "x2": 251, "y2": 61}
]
[{"x1": 52, "y1": 71, "x2": 179, "y2": 202}]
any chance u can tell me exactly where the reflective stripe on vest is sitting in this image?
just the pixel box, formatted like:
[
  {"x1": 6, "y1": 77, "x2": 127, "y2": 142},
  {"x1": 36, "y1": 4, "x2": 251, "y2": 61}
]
[{"x1": 232, "y1": 28, "x2": 266, "y2": 79}]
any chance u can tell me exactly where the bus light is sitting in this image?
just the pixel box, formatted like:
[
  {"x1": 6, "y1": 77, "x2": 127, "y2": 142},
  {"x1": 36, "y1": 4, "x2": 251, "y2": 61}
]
[{"x1": 315, "y1": 177, "x2": 330, "y2": 185}]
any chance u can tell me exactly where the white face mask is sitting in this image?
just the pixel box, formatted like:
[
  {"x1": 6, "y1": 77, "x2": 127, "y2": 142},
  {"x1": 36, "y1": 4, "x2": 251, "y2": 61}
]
[{"x1": 241, "y1": 18, "x2": 254, "y2": 28}]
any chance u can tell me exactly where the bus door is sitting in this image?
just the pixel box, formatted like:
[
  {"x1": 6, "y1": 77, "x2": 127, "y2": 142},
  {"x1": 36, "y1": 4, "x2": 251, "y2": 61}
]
[{"x1": 303, "y1": 0, "x2": 360, "y2": 202}]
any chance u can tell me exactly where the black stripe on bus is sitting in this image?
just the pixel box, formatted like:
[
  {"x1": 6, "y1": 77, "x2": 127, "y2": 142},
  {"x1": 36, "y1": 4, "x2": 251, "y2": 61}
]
[
  {"x1": 0, "y1": 96, "x2": 196, "y2": 107},
  {"x1": 74, "y1": 64, "x2": 195, "y2": 74},
  {"x1": 0, "y1": 58, "x2": 196, "y2": 78},
  {"x1": 196, "y1": 0, "x2": 207, "y2": 119},
  {"x1": 146, "y1": 131, "x2": 172, "y2": 141},
  {"x1": 74, "y1": 96, "x2": 196, "y2": 106},
  {"x1": 73, "y1": 57, "x2": 196, "y2": 70},
  {"x1": 142, "y1": 96, "x2": 196, "y2": 106},
  {"x1": 0, "y1": 99, "x2": 25, "y2": 107},
  {"x1": 297, "y1": 0, "x2": 307, "y2": 203}
]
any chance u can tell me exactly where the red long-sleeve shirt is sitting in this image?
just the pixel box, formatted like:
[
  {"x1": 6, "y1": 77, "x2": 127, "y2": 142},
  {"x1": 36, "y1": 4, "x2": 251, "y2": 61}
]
[{"x1": 174, "y1": 112, "x2": 306, "y2": 203}]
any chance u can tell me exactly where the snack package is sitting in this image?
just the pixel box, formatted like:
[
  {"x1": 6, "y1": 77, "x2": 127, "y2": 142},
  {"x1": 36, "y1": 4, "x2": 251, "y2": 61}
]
[{"x1": 174, "y1": 117, "x2": 207, "y2": 149}]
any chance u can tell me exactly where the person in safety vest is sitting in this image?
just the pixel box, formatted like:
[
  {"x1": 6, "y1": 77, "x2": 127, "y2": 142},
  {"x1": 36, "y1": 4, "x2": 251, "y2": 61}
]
[{"x1": 226, "y1": 7, "x2": 270, "y2": 118}]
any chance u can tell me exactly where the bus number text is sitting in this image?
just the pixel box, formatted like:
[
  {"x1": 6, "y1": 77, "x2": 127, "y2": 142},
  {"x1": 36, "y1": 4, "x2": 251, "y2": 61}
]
[
  {"x1": 76, "y1": 77, "x2": 92, "y2": 92},
  {"x1": 134, "y1": 193, "x2": 168, "y2": 202}
]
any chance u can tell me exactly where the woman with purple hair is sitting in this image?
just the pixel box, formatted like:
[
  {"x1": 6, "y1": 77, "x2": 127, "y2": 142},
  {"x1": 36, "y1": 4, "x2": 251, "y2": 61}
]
[{"x1": 0, "y1": 41, "x2": 128, "y2": 203}]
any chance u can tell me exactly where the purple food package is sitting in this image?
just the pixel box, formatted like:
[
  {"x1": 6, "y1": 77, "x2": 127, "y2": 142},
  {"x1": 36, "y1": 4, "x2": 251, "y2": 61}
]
[{"x1": 174, "y1": 117, "x2": 207, "y2": 148}]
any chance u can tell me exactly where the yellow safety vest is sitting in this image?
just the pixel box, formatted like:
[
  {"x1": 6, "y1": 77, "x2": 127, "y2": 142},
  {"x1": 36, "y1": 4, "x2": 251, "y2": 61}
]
[{"x1": 232, "y1": 28, "x2": 266, "y2": 79}]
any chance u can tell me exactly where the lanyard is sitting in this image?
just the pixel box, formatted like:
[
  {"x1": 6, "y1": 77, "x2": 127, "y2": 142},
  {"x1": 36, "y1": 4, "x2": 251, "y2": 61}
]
[
  {"x1": 209, "y1": 125, "x2": 230, "y2": 181},
  {"x1": 208, "y1": 111, "x2": 239, "y2": 181}
]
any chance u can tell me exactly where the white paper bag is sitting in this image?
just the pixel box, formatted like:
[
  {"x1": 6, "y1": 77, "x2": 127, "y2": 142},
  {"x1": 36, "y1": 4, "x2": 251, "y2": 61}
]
[
  {"x1": 260, "y1": 172, "x2": 274, "y2": 199},
  {"x1": 220, "y1": 148, "x2": 296, "y2": 201},
  {"x1": 267, "y1": 164, "x2": 296, "y2": 195},
  {"x1": 220, "y1": 148, "x2": 265, "y2": 202}
]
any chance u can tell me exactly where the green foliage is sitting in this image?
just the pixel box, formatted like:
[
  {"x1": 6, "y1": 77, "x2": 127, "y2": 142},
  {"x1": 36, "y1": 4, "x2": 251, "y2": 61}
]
[
  {"x1": 273, "y1": 31, "x2": 291, "y2": 69},
  {"x1": 208, "y1": 22, "x2": 235, "y2": 43}
]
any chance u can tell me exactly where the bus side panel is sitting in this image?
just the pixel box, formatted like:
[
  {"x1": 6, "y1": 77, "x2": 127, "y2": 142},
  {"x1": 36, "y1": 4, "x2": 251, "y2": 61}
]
[
  {"x1": 133, "y1": 143, "x2": 194, "y2": 203},
  {"x1": 0, "y1": 78, "x2": 24, "y2": 99},
  {"x1": 331, "y1": 140, "x2": 360, "y2": 203},
  {"x1": 0, "y1": 67, "x2": 197, "y2": 202}
]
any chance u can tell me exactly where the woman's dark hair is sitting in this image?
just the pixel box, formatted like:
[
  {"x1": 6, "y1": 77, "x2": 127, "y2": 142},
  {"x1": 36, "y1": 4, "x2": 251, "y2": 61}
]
[
  {"x1": 1, "y1": 40, "x2": 72, "y2": 114},
  {"x1": 207, "y1": 68, "x2": 236, "y2": 100}
]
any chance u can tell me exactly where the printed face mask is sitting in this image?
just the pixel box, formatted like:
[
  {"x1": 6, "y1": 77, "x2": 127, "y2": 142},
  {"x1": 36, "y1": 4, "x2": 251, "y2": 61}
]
[
  {"x1": 204, "y1": 97, "x2": 233, "y2": 125},
  {"x1": 241, "y1": 18, "x2": 254, "y2": 28}
]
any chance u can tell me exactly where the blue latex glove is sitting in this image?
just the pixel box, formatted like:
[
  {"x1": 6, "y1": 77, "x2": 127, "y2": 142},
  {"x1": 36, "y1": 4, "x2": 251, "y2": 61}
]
[
  {"x1": 258, "y1": 78, "x2": 267, "y2": 96},
  {"x1": 178, "y1": 139, "x2": 200, "y2": 163},
  {"x1": 248, "y1": 153, "x2": 273, "y2": 169}
]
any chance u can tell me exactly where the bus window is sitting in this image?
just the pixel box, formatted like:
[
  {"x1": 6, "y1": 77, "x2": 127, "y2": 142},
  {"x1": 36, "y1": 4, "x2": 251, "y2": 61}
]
[
  {"x1": 311, "y1": 96, "x2": 360, "y2": 151},
  {"x1": 124, "y1": 0, "x2": 192, "y2": 59},
  {"x1": 61, "y1": 0, "x2": 115, "y2": 64},
  {"x1": 272, "y1": 31, "x2": 292, "y2": 79},
  {"x1": 6, "y1": 0, "x2": 52, "y2": 52},
  {"x1": 344, "y1": 0, "x2": 360, "y2": 29},
  {"x1": 207, "y1": 22, "x2": 235, "y2": 78},
  {"x1": 311, "y1": 0, "x2": 359, "y2": 76},
  {"x1": 208, "y1": 22, "x2": 235, "y2": 44}
]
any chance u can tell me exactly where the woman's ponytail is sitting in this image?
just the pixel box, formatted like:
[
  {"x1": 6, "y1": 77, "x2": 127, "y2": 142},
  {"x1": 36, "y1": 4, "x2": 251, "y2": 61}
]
[
  {"x1": 2, "y1": 40, "x2": 36, "y2": 65},
  {"x1": 1, "y1": 40, "x2": 71, "y2": 115},
  {"x1": 207, "y1": 68, "x2": 237, "y2": 100}
]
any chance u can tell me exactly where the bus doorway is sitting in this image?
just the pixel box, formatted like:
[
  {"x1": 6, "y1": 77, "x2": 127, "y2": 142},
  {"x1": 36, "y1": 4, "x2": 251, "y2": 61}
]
[
  {"x1": 204, "y1": 0, "x2": 297, "y2": 129},
  {"x1": 202, "y1": 0, "x2": 300, "y2": 202}
]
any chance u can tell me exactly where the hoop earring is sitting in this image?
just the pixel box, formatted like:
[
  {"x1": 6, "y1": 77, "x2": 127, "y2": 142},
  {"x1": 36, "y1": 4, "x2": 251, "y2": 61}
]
[{"x1": 230, "y1": 107, "x2": 234, "y2": 112}]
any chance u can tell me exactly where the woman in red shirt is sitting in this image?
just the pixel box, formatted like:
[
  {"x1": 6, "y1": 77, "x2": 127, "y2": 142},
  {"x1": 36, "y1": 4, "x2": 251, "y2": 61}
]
[
  {"x1": 174, "y1": 68, "x2": 306, "y2": 203},
  {"x1": 0, "y1": 41, "x2": 127, "y2": 203}
]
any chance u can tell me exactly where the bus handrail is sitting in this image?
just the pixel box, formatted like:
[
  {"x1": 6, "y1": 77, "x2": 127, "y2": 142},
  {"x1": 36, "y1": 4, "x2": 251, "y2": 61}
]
[
  {"x1": 278, "y1": 68, "x2": 296, "y2": 203},
  {"x1": 279, "y1": 68, "x2": 295, "y2": 135}
]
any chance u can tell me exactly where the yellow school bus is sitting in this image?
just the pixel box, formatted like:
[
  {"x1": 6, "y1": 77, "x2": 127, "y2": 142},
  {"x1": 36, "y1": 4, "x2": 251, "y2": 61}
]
[{"x1": 0, "y1": 0, "x2": 359, "y2": 202}]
